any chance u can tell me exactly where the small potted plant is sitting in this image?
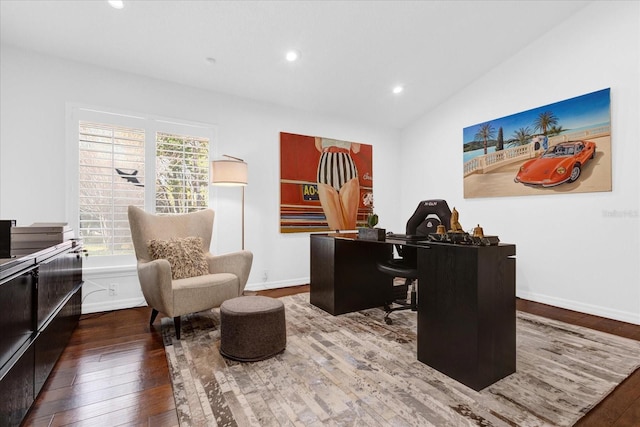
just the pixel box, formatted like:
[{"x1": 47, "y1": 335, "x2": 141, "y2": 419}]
[
  {"x1": 358, "y1": 212, "x2": 386, "y2": 241},
  {"x1": 367, "y1": 212, "x2": 379, "y2": 228}
]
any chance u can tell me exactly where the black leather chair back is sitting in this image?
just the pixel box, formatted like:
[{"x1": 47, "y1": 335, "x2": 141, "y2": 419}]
[
  {"x1": 401, "y1": 200, "x2": 452, "y2": 264},
  {"x1": 406, "y1": 199, "x2": 452, "y2": 236}
]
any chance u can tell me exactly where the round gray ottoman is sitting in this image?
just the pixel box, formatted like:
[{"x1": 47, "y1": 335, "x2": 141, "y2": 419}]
[{"x1": 219, "y1": 296, "x2": 286, "y2": 362}]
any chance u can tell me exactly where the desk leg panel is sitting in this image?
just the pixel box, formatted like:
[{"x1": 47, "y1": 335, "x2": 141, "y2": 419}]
[
  {"x1": 310, "y1": 236, "x2": 337, "y2": 314},
  {"x1": 417, "y1": 244, "x2": 516, "y2": 391},
  {"x1": 476, "y1": 247, "x2": 516, "y2": 389},
  {"x1": 418, "y1": 245, "x2": 480, "y2": 387},
  {"x1": 310, "y1": 235, "x2": 392, "y2": 315},
  {"x1": 334, "y1": 239, "x2": 392, "y2": 315}
]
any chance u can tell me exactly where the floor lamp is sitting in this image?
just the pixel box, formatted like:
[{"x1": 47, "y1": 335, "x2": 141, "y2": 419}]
[{"x1": 211, "y1": 155, "x2": 248, "y2": 250}]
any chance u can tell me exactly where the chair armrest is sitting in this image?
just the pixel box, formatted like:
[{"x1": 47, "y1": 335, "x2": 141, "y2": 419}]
[
  {"x1": 206, "y1": 250, "x2": 253, "y2": 294},
  {"x1": 137, "y1": 259, "x2": 175, "y2": 317}
]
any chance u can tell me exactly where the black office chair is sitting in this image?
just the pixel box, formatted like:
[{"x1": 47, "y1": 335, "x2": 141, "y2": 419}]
[{"x1": 377, "y1": 199, "x2": 452, "y2": 324}]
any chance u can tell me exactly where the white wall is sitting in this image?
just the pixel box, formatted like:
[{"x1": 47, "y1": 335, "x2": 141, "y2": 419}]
[
  {"x1": 2, "y1": 1, "x2": 637, "y2": 324},
  {"x1": 0, "y1": 45, "x2": 401, "y2": 312},
  {"x1": 400, "y1": 1, "x2": 639, "y2": 324}
]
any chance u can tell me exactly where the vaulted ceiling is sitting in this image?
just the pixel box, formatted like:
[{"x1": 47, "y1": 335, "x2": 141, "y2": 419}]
[{"x1": 0, "y1": 1, "x2": 592, "y2": 128}]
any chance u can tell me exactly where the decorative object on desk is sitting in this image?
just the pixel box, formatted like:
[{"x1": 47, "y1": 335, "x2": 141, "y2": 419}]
[
  {"x1": 469, "y1": 224, "x2": 500, "y2": 245},
  {"x1": 357, "y1": 227, "x2": 386, "y2": 241},
  {"x1": 211, "y1": 154, "x2": 248, "y2": 249},
  {"x1": 162, "y1": 292, "x2": 640, "y2": 427},
  {"x1": 446, "y1": 230, "x2": 472, "y2": 244},
  {"x1": 366, "y1": 212, "x2": 378, "y2": 228},
  {"x1": 428, "y1": 232, "x2": 500, "y2": 246},
  {"x1": 472, "y1": 235, "x2": 500, "y2": 246},
  {"x1": 449, "y1": 207, "x2": 464, "y2": 232},
  {"x1": 357, "y1": 211, "x2": 386, "y2": 240},
  {"x1": 427, "y1": 208, "x2": 499, "y2": 246}
]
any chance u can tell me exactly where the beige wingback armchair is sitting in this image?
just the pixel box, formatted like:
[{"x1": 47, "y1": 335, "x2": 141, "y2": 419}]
[{"x1": 128, "y1": 206, "x2": 253, "y2": 339}]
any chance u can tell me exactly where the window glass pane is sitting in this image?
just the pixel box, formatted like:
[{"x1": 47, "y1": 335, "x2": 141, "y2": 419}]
[{"x1": 155, "y1": 132, "x2": 209, "y2": 214}]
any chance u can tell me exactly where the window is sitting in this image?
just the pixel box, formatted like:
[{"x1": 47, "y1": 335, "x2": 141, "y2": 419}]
[
  {"x1": 155, "y1": 132, "x2": 209, "y2": 214},
  {"x1": 74, "y1": 108, "x2": 213, "y2": 256},
  {"x1": 79, "y1": 121, "x2": 145, "y2": 255}
]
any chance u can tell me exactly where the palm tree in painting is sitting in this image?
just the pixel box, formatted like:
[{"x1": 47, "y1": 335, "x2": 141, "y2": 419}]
[
  {"x1": 547, "y1": 124, "x2": 565, "y2": 136},
  {"x1": 533, "y1": 111, "x2": 558, "y2": 136},
  {"x1": 474, "y1": 122, "x2": 495, "y2": 155},
  {"x1": 508, "y1": 126, "x2": 533, "y2": 147}
]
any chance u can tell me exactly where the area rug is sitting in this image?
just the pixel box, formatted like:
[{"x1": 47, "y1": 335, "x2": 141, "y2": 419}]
[{"x1": 161, "y1": 293, "x2": 640, "y2": 426}]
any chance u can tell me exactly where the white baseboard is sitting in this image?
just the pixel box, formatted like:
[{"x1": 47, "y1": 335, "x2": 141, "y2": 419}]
[
  {"x1": 82, "y1": 297, "x2": 147, "y2": 314},
  {"x1": 81, "y1": 281, "x2": 639, "y2": 327},
  {"x1": 81, "y1": 274, "x2": 638, "y2": 327},
  {"x1": 80, "y1": 278, "x2": 309, "y2": 314},
  {"x1": 245, "y1": 277, "x2": 309, "y2": 292},
  {"x1": 517, "y1": 290, "x2": 640, "y2": 325}
]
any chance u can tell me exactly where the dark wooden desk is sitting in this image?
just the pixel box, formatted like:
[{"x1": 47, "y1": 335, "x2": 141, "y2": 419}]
[{"x1": 309, "y1": 233, "x2": 516, "y2": 390}]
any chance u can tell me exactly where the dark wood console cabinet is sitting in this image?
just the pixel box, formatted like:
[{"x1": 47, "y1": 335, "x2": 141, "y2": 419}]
[{"x1": 0, "y1": 241, "x2": 83, "y2": 426}]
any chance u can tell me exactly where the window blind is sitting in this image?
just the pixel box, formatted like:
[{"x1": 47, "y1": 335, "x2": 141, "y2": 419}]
[
  {"x1": 155, "y1": 132, "x2": 209, "y2": 214},
  {"x1": 78, "y1": 121, "x2": 145, "y2": 255}
]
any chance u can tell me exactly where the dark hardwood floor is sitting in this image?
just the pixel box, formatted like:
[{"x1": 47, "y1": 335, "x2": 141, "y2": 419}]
[{"x1": 21, "y1": 285, "x2": 639, "y2": 426}]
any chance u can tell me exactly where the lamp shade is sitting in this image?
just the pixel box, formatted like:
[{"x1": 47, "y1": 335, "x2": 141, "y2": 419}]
[{"x1": 211, "y1": 159, "x2": 248, "y2": 186}]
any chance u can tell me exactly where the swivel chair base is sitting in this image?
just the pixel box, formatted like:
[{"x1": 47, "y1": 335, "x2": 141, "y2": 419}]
[{"x1": 383, "y1": 279, "x2": 417, "y2": 325}]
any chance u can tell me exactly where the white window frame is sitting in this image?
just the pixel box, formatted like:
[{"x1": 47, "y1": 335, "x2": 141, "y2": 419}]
[{"x1": 66, "y1": 104, "x2": 218, "y2": 267}]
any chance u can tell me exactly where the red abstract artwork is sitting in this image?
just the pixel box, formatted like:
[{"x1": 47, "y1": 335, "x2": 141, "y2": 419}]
[{"x1": 280, "y1": 132, "x2": 374, "y2": 233}]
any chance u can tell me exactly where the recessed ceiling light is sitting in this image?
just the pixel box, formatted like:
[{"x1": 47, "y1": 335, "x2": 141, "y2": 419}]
[
  {"x1": 108, "y1": 0, "x2": 124, "y2": 9},
  {"x1": 392, "y1": 85, "x2": 404, "y2": 94},
  {"x1": 285, "y1": 50, "x2": 300, "y2": 62}
]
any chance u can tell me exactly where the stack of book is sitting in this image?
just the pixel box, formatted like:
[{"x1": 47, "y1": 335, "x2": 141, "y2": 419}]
[
  {"x1": 10, "y1": 222, "x2": 76, "y2": 256},
  {"x1": 0, "y1": 219, "x2": 16, "y2": 258}
]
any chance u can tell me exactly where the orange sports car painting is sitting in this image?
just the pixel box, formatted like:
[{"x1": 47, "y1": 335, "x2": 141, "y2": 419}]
[
  {"x1": 514, "y1": 140, "x2": 596, "y2": 187},
  {"x1": 463, "y1": 88, "x2": 611, "y2": 198}
]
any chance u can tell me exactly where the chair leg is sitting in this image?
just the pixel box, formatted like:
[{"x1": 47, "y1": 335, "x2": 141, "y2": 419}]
[
  {"x1": 410, "y1": 280, "x2": 417, "y2": 311},
  {"x1": 150, "y1": 308, "x2": 159, "y2": 325},
  {"x1": 174, "y1": 316, "x2": 181, "y2": 340},
  {"x1": 384, "y1": 311, "x2": 393, "y2": 325},
  {"x1": 384, "y1": 279, "x2": 417, "y2": 324}
]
